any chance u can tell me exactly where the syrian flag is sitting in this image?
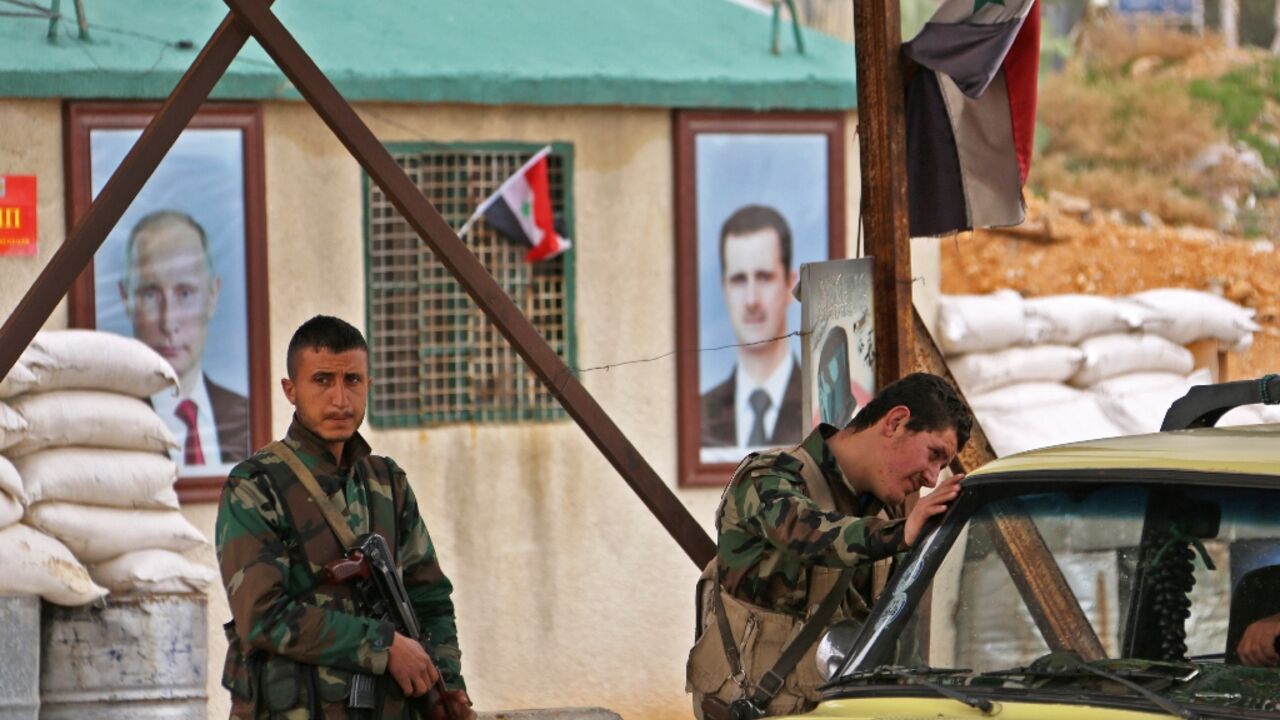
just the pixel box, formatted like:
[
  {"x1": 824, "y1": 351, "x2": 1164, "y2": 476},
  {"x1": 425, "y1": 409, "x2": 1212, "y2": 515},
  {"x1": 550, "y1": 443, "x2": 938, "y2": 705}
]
[
  {"x1": 903, "y1": 0, "x2": 1040, "y2": 237},
  {"x1": 460, "y1": 146, "x2": 571, "y2": 262}
]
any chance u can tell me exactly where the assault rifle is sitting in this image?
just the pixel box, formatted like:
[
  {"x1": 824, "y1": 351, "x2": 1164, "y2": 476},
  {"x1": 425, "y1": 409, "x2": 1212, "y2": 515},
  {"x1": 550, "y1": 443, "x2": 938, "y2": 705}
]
[{"x1": 324, "y1": 533, "x2": 456, "y2": 719}]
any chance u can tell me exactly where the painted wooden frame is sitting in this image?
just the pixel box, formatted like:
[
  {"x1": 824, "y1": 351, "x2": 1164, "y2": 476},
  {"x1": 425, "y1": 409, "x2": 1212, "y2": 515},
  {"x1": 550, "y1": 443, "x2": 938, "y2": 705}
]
[{"x1": 675, "y1": 110, "x2": 846, "y2": 488}]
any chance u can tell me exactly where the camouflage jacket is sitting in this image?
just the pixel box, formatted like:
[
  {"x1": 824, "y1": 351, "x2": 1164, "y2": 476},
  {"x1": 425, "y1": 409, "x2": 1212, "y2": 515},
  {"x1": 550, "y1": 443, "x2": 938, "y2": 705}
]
[
  {"x1": 716, "y1": 424, "x2": 908, "y2": 617},
  {"x1": 216, "y1": 418, "x2": 464, "y2": 719}
]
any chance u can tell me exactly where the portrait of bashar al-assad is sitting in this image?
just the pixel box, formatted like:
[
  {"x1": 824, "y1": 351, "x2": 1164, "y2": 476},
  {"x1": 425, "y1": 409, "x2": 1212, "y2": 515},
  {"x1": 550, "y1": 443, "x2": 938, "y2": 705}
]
[
  {"x1": 119, "y1": 210, "x2": 250, "y2": 468},
  {"x1": 700, "y1": 204, "x2": 803, "y2": 452}
]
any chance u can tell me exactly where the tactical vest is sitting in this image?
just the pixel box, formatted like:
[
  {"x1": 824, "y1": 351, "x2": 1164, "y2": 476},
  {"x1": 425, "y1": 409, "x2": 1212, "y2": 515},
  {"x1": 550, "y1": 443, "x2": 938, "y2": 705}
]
[
  {"x1": 221, "y1": 448, "x2": 406, "y2": 720},
  {"x1": 686, "y1": 445, "x2": 893, "y2": 717}
]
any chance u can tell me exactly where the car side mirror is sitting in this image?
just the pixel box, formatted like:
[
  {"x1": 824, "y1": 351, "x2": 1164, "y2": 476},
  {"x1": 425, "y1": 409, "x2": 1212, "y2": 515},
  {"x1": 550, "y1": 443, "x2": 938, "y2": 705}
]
[{"x1": 816, "y1": 618, "x2": 865, "y2": 682}]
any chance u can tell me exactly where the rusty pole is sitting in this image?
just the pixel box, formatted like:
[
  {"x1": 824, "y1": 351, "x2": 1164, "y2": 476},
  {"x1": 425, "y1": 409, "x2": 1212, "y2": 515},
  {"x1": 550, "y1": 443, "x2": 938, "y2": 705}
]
[
  {"x1": 853, "y1": 0, "x2": 914, "y2": 388},
  {"x1": 222, "y1": 0, "x2": 715, "y2": 568}
]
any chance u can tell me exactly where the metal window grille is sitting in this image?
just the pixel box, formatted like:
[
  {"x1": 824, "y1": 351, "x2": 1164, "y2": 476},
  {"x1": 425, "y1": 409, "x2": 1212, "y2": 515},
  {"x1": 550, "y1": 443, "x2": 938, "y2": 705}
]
[{"x1": 365, "y1": 145, "x2": 573, "y2": 426}]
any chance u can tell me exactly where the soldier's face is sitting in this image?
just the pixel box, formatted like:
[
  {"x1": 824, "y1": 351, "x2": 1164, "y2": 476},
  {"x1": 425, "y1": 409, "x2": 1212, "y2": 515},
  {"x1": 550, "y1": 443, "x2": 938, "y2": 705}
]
[
  {"x1": 721, "y1": 229, "x2": 796, "y2": 347},
  {"x1": 282, "y1": 347, "x2": 371, "y2": 446},
  {"x1": 870, "y1": 407, "x2": 957, "y2": 506},
  {"x1": 119, "y1": 222, "x2": 219, "y2": 382}
]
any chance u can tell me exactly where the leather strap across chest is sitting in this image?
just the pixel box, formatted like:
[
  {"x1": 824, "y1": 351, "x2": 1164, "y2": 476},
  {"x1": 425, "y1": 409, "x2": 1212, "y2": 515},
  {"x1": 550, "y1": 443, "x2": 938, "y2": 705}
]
[{"x1": 265, "y1": 440, "x2": 358, "y2": 550}]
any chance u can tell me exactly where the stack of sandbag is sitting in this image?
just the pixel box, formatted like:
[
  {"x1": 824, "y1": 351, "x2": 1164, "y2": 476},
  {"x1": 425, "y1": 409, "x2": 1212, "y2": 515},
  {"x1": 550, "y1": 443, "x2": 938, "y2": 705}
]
[
  {"x1": 0, "y1": 330, "x2": 216, "y2": 603},
  {"x1": 938, "y1": 288, "x2": 1264, "y2": 456}
]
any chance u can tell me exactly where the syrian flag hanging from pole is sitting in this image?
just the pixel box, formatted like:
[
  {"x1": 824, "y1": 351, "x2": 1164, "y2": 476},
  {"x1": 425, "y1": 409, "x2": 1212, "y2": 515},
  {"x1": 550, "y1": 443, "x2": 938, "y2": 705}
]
[
  {"x1": 459, "y1": 146, "x2": 571, "y2": 262},
  {"x1": 903, "y1": 0, "x2": 1040, "y2": 237}
]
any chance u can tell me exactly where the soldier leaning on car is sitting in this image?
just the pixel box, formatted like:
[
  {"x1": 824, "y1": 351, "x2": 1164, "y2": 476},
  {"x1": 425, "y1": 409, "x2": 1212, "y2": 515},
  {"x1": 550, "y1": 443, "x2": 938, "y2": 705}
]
[
  {"x1": 216, "y1": 315, "x2": 475, "y2": 719},
  {"x1": 688, "y1": 373, "x2": 974, "y2": 717}
]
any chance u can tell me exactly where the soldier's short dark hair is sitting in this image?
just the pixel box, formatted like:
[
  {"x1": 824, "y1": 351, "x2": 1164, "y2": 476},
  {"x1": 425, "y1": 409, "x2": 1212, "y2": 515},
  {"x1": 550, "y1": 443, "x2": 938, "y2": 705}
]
[
  {"x1": 719, "y1": 205, "x2": 792, "y2": 275},
  {"x1": 286, "y1": 315, "x2": 368, "y2": 378},
  {"x1": 846, "y1": 373, "x2": 972, "y2": 452}
]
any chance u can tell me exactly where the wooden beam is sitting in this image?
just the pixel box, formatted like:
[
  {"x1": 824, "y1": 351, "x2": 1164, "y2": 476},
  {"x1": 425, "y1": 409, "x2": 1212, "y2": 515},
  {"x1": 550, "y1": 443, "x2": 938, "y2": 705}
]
[
  {"x1": 222, "y1": 0, "x2": 715, "y2": 569},
  {"x1": 0, "y1": 10, "x2": 260, "y2": 382},
  {"x1": 853, "y1": 0, "x2": 913, "y2": 388}
]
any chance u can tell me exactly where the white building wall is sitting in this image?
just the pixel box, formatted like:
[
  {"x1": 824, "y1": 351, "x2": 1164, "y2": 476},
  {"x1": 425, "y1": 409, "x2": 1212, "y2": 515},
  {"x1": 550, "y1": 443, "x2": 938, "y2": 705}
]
[{"x1": 0, "y1": 99, "x2": 863, "y2": 719}]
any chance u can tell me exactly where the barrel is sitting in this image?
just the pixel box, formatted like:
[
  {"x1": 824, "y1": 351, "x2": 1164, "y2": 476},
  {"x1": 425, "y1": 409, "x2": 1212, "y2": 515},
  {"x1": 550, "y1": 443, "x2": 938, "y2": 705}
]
[
  {"x1": 0, "y1": 596, "x2": 39, "y2": 720},
  {"x1": 40, "y1": 593, "x2": 207, "y2": 720}
]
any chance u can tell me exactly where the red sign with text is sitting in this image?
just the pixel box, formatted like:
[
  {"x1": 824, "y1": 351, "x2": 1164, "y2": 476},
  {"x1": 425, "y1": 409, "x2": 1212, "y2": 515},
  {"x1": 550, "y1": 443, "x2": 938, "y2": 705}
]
[{"x1": 0, "y1": 175, "x2": 37, "y2": 257}]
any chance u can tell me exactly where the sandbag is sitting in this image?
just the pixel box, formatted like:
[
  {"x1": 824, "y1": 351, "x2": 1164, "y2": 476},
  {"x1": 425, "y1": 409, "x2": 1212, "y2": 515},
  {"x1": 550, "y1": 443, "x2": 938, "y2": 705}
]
[
  {"x1": 1128, "y1": 288, "x2": 1260, "y2": 350},
  {"x1": 0, "y1": 523, "x2": 107, "y2": 606},
  {"x1": 969, "y1": 381, "x2": 1082, "y2": 412},
  {"x1": 21, "y1": 329, "x2": 178, "y2": 398},
  {"x1": 6, "y1": 390, "x2": 178, "y2": 457},
  {"x1": 14, "y1": 448, "x2": 179, "y2": 510},
  {"x1": 1024, "y1": 294, "x2": 1166, "y2": 345},
  {"x1": 90, "y1": 548, "x2": 217, "y2": 594},
  {"x1": 26, "y1": 503, "x2": 207, "y2": 563},
  {"x1": 949, "y1": 345, "x2": 1085, "y2": 395},
  {"x1": 937, "y1": 290, "x2": 1026, "y2": 355},
  {"x1": 1070, "y1": 333, "x2": 1194, "y2": 387},
  {"x1": 0, "y1": 454, "x2": 26, "y2": 506},
  {"x1": 1091, "y1": 373, "x2": 1198, "y2": 435},
  {"x1": 0, "y1": 360, "x2": 36, "y2": 399},
  {"x1": 972, "y1": 386, "x2": 1127, "y2": 457},
  {"x1": 0, "y1": 400, "x2": 28, "y2": 453},
  {"x1": 0, "y1": 492, "x2": 22, "y2": 528}
]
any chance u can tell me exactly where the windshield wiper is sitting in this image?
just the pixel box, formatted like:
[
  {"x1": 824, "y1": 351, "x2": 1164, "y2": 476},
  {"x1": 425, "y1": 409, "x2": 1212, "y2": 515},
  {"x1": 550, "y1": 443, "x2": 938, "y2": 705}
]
[
  {"x1": 984, "y1": 659, "x2": 1200, "y2": 720},
  {"x1": 828, "y1": 665, "x2": 996, "y2": 715}
]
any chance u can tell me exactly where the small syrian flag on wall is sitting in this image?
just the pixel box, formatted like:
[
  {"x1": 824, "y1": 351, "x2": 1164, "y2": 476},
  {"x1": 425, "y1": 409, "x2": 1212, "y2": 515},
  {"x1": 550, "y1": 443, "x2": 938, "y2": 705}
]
[
  {"x1": 459, "y1": 146, "x2": 571, "y2": 262},
  {"x1": 903, "y1": 0, "x2": 1040, "y2": 237}
]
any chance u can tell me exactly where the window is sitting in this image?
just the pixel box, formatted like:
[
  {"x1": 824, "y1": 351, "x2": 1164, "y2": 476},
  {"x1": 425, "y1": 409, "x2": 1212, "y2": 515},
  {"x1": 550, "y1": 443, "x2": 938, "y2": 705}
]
[{"x1": 364, "y1": 143, "x2": 575, "y2": 426}]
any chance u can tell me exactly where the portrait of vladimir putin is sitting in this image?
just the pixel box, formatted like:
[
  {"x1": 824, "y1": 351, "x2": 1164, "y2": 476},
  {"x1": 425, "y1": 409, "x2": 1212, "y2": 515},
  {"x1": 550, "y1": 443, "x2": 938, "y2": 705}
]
[{"x1": 119, "y1": 210, "x2": 250, "y2": 468}]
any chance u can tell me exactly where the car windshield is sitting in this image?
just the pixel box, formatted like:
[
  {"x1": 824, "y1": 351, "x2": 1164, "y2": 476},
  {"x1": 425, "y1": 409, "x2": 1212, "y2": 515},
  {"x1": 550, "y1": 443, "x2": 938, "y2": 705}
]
[{"x1": 840, "y1": 481, "x2": 1280, "y2": 714}]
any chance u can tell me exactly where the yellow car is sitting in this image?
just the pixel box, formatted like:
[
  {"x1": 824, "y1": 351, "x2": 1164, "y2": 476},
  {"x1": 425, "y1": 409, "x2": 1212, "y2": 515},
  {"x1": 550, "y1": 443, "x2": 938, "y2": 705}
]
[{"x1": 792, "y1": 379, "x2": 1280, "y2": 719}]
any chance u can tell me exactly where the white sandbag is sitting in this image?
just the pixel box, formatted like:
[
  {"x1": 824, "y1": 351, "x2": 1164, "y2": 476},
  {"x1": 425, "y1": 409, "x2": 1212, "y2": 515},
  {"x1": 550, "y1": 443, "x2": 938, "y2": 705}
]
[
  {"x1": 969, "y1": 381, "x2": 1082, "y2": 412},
  {"x1": 0, "y1": 361, "x2": 36, "y2": 399},
  {"x1": 1128, "y1": 288, "x2": 1260, "y2": 350},
  {"x1": 0, "y1": 400, "x2": 28, "y2": 453},
  {"x1": 0, "y1": 455, "x2": 26, "y2": 506},
  {"x1": 90, "y1": 548, "x2": 217, "y2": 594},
  {"x1": 1089, "y1": 370, "x2": 1205, "y2": 396},
  {"x1": 0, "y1": 492, "x2": 22, "y2": 528},
  {"x1": 973, "y1": 388, "x2": 1128, "y2": 457},
  {"x1": 1024, "y1": 294, "x2": 1167, "y2": 345},
  {"x1": 0, "y1": 523, "x2": 107, "y2": 606},
  {"x1": 937, "y1": 290, "x2": 1027, "y2": 355},
  {"x1": 949, "y1": 345, "x2": 1085, "y2": 395},
  {"x1": 1071, "y1": 333, "x2": 1194, "y2": 387},
  {"x1": 6, "y1": 390, "x2": 178, "y2": 457},
  {"x1": 1091, "y1": 372, "x2": 1198, "y2": 435},
  {"x1": 26, "y1": 503, "x2": 207, "y2": 563},
  {"x1": 1219, "y1": 403, "x2": 1280, "y2": 426},
  {"x1": 14, "y1": 448, "x2": 179, "y2": 510},
  {"x1": 21, "y1": 329, "x2": 178, "y2": 398}
]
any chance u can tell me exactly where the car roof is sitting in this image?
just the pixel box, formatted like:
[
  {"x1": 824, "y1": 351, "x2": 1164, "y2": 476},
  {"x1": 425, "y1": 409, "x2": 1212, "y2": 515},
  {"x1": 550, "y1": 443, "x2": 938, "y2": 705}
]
[{"x1": 965, "y1": 423, "x2": 1280, "y2": 483}]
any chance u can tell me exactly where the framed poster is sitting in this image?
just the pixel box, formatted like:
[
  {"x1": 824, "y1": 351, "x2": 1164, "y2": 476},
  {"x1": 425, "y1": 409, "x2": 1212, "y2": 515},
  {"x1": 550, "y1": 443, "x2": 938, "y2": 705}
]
[
  {"x1": 675, "y1": 111, "x2": 846, "y2": 488},
  {"x1": 65, "y1": 103, "x2": 270, "y2": 502}
]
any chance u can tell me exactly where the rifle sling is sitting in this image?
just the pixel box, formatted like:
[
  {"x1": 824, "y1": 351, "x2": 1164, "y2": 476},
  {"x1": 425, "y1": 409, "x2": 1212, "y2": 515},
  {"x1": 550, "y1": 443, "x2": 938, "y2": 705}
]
[{"x1": 265, "y1": 441, "x2": 358, "y2": 551}]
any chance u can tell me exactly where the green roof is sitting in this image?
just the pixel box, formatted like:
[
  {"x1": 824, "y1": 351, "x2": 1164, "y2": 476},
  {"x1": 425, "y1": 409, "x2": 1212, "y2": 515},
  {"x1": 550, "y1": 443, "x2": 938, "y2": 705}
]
[{"x1": 0, "y1": 0, "x2": 857, "y2": 109}]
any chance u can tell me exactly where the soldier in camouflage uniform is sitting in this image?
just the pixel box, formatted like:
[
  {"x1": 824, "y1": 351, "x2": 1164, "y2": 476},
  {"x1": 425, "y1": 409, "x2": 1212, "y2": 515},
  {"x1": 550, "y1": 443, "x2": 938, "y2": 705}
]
[
  {"x1": 688, "y1": 373, "x2": 972, "y2": 717},
  {"x1": 217, "y1": 316, "x2": 474, "y2": 720}
]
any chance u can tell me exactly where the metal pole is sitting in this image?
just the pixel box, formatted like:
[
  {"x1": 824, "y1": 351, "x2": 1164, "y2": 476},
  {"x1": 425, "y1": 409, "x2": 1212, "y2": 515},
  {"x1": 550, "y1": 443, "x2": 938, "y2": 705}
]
[
  {"x1": 222, "y1": 0, "x2": 715, "y2": 569},
  {"x1": 0, "y1": 10, "x2": 263, "y2": 384}
]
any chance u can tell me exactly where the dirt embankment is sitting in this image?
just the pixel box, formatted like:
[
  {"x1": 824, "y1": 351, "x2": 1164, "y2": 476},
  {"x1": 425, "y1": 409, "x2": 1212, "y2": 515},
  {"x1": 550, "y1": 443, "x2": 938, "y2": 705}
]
[{"x1": 940, "y1": 195, "x2": 1280, "y2": 378}]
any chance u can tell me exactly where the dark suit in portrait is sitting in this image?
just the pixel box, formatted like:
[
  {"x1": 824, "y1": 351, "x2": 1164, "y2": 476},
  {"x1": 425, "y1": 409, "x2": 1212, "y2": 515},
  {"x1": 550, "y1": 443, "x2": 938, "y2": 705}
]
[
  {"x1": 701, "y1": 359, "x2": 803, "y2": 449},
  {"x1": 207, "y1": 375, "x2": 250, "y2": 463}
]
